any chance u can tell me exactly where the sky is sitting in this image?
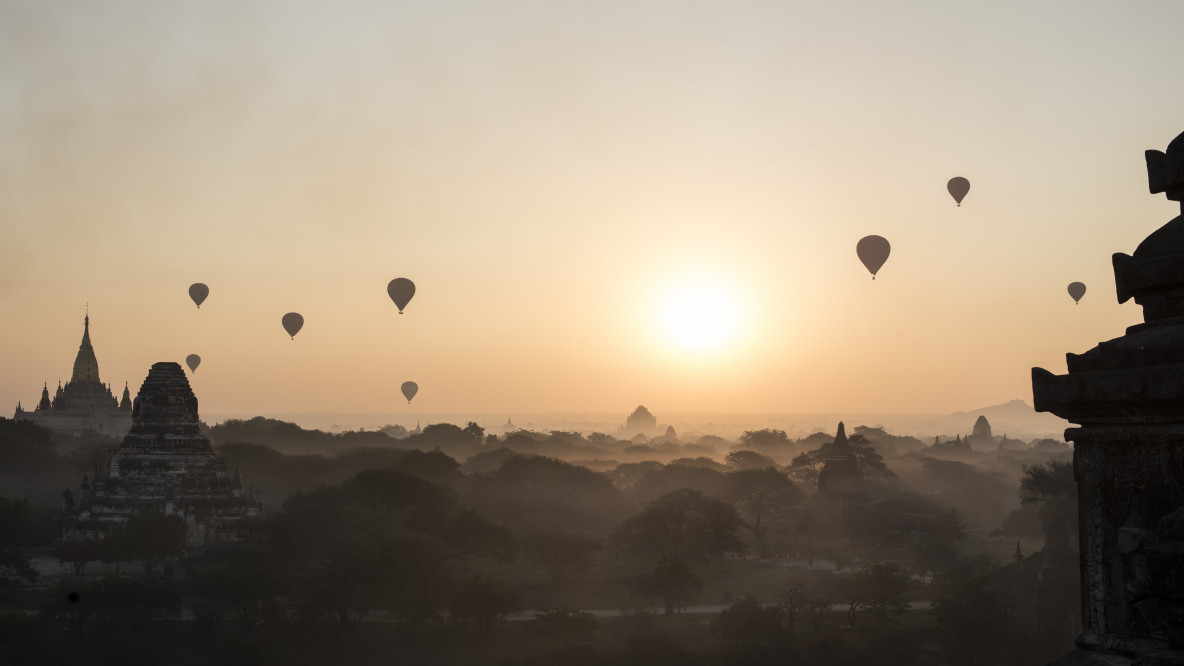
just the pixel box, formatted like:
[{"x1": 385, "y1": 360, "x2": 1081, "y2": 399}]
[{"x1": 2, "y1": 1, "x2": 1183, "y2": 419}]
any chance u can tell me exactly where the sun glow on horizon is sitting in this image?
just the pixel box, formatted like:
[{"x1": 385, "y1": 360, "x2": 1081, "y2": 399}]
[{"x1": 656, "y1": 278, "x2": 743, "y2": 356}]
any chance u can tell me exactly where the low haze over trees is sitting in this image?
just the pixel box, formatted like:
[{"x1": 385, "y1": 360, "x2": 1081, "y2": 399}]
[{"x1": 0, "y1": 415, "x2": 1085, "y2": 665}]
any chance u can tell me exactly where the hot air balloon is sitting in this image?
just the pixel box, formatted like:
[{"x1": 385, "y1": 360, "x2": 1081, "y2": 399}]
[
  {"x1": 947, "y1": 177, "x2": 970, "y2": 206},
  {"x1": 1068, "y1": 282, "x2": 1087, "y2": 304},
  {"x1": 189, "y1": 283, "x2": 209, "y2": 308},
  {"x1": 185, "y1": 354, "x2": 201, "y2": 373},
  {"x1": 282, "y1": 313, "x2": 304, "y2": 339},
  {"x1": 387, "y1": 278, "x2": 416, "y2": 314},
  {"x1": 856, "y1": 235, "x2": 891, "y2": 279},
  {"x1": 401, "y1": 381, "x2": 418, "y2": 403}
]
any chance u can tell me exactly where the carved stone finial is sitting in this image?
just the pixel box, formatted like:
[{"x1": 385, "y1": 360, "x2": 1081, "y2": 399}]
[{"x1": 1147, "y1": 131, "x2": 1184, "y2": 203}]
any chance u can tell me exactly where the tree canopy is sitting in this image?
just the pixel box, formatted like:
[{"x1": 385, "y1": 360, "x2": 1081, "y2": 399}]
[{"x1": 612, "y1": 488, "x2": 744, "y2": 563}]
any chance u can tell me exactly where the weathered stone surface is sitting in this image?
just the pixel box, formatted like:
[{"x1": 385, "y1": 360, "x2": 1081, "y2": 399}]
[
  {"x1": 63, "y1": 362, "x2": 262, "y2": 549},
  {"x1": 1033, "y1": 131, "x2": 1184, "y2": 665}
]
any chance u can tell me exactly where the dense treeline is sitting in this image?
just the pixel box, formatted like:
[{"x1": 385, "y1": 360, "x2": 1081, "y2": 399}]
[{"x1": 0, "y1": 416, "x2": 1078, "y2": 665}]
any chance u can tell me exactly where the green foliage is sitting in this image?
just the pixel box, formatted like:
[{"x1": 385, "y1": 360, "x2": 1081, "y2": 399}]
[
  {"x1": 1020, "y1": 457, "x2": 1075, "y2": 505},
  {"x1": 186, "y1": 545, "x2": 276, "y2": 633},
  {"x1": 724, "y1": 450, "x2": 777, "y2": 471},
  {"x1": 630, "y1": 464, "x2": 729, "y2": 504},
  {"x1": 521, "y1": 530, "x2": 601, "y2": 588},
  {"x1": 834, "y1": 561, "x2": 913, "y2": 627},
  {"x1": 713, "y1": 596, "x2": 788, "y2": 646},
  {"x1": 448, "y1": 574, "x2": 522, "y2": 636},
  {"x1": 630, "y1": 558, "x2": 703, "y2": 615},
  {"x1": 52, "y1": 538, "x2": 103, "y2": 576},
  {"x1": 0, "y1": 497, "x2": 58, "y2": 547},
  {"x1": 726, "y1": 468, "x2": 802, "y2": 552},
  {"x1": 843, "y1": 492, "x2": 965, "y2": 548},
  {"x1": 268, "y1": 467, "x2": 513, "y2": 624},
  {"x1": 931, "y1": 562, "x2": 1013, "y2": 665},
  {"x1": 464, "y1": 454, "x2": 627, "y2": 533},
  {"x1": 0, "y1": 549, "x2": 37, "y2": 598},
  {"x1": 612, "y1": 489, "x2": 745, "y2": 563},
  {"x1": 117, "y1": 513, "x2": 186, "y2": 573},
  {"x1": 1020, "y1": 457, "x2": 1078, "y2": 544}
]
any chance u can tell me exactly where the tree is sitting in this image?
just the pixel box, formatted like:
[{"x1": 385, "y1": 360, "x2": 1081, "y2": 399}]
[
  {"x1": 612, "y1": 489, "x2": 745, "y2": 563},
  {"x1": 390, "y1": 448, "x2": 464, "y2": 487},
  {"x1": 724, "y1": 449, "x2": 777, "y2": 471},
  {"x1": 630, "y1": 464, "x2": 728, "y2": 504},
  {"x1": 835, "y1": 561, "x2": 912, "y2": 627},
  {"x1": 464, "y1": 454, "x2": 627, "y2": 533},
  {"x1": 120, "y1": 513, "x2": 186, "y2": 573},
  {"x1": 520, "y1": 530, "x2": 600, "y2": 589},
  {"x1": 462, "y1": 421, "x2": 485, "y2": 441},
  {"x1": 52, "y1": 538, "x2": 103, "y2": 576},
  {"x1": 630, "y1": 557, "x2": 703, "y2": 615},
  {"x1": 782, "y1": 577, "x2": 834, "y2": 635},
  {"x1": 187, "y1": 545, "x2": 277, "y2": 635},
  {"x1": 448, "y1": 575, "x2": 522, "y2": 636},
  {"x1": 1020, "y1": 457, "x2": 1077, "y2": 544},
  {"x1": 713, "y1": 596, "x2": 788, "y2": 647},
  {"x1": 726, "y1": 467, "x2": 803, "y2": 555},
  {"x1": 0, "y1": 549, "x2": 37, "y2": 598},
  {"x1": 738, "y1": 429, "x2": 793, "y2": 459},
  {"x1": 931, "y1": 565, "x2": 1013, "y2": 665},
  {"x1": 268, "y1": 467, "x2": 514, "y2": 625}
]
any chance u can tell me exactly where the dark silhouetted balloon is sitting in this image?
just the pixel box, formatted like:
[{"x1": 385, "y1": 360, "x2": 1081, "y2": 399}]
[
  {"x1": 401, "y1": 381, "x2": 418, "y2": 403},
  {"x1": 282, "y1": 313, "x2": 304, "y2": 339},
  {"x1": 947, "y1": 177, "x2": 970, "y2": 206},
  {"x1": 1068, "y1": 282, "x2": 1086, "y2": 304},
  {"x1": 387, "y1": 278, "x2": 416, "y2": 314},
  {"x1": 856, "y1": 235, "x2": 891, "y2": 279},
  {"x1": 185, "y1": 354, "x2": 201, "y2": 373},
  {"x1": 189, "y1": 283, "x2": 209, "y2": 308}
]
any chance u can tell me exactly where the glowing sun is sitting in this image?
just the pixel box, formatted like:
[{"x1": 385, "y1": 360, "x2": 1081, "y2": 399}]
[{"x1": 657, "y1": 279, "x2": 742, "y2": 354}]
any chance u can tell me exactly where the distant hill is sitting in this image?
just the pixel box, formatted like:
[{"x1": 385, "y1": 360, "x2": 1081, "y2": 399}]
[{"x1": 925, "y1": 399, "x2": 1068, "y2": 441}]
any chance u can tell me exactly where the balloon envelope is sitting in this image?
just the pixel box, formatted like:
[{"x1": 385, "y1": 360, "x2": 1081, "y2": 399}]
[
  {"x1": 856, "y1": 235, "x2": 891, "y2": 279},
  {"x1": 282, "y1": 312, "x2": 304, "y2": 339},
  {"x1": 185, "y1": 354, "x2": 201, "y2": 373},
  {"x1": 387, "y1": 278, "x2": 416, "y2": 314},
  {"x1": 189, "y1": 283, "x2": 209, "y2": 308},
  {"x1": 947, "y1": 177, "x2": 970, "y2": 206},
  {"x1": 401, "y1": 381, "x2": 418, "y2": 403},
  {"x1": 1068, "y1": 282, "x2": 1087, "y2": 304}
]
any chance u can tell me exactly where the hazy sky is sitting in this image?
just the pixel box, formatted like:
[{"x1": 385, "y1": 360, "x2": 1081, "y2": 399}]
[{"x1": 2, "y1": 1, "x2": 1183, "y2": 418}]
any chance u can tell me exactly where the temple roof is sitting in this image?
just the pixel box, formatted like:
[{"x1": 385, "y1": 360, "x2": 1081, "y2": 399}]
[{"x1": 70, "y1": 315, "x2": 100, "y2": 383}]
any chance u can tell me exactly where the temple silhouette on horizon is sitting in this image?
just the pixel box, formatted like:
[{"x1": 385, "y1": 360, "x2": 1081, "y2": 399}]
[{"x1": 13, "y1": 313, "x2": 132, "y2": 437}]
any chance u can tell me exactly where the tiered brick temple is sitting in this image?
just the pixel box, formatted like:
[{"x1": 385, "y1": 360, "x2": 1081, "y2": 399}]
[
  {"x1": 63, "y1": 361, "x2": 263, "y2": 549},
  {"x1": 13, "y1": 314, "x2": 132, "y2": 437},
  {"x1": 1033, "y1": 130, "x2": 1184, "y2": 664}
]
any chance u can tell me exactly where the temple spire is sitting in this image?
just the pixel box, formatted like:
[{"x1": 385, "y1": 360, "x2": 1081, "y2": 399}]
[{"x1": 71, "y1": 312, "x2": 100, "y2": 383}]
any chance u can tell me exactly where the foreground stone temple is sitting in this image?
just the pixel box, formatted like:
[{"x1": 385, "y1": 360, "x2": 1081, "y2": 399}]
[
  {"x1": 63, "y1": 362, "x2": 263, "y2": 549},
  {"x1": 1033, "y1": 131, "x2": 1184, "y2": 664},
  {"x1": 13, "y1": 314, "x2": 132, "y2": 437}
]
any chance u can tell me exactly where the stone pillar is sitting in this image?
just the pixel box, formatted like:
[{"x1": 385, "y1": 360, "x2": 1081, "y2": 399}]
[{"x1": 1033, "y1": 131, "x2": 1184, "y2": 665}]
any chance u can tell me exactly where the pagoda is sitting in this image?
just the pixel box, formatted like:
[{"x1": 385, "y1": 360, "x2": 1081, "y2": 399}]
[
  {"x1": 1032, "y1": 130, "x2": 1184, "y2": 664},
  {"x1": 63, "y1": 362, "x2": 262, "y2": 549},
  {"x1": 13, "y1": 313, "x2": 132, "y2": 437}
]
